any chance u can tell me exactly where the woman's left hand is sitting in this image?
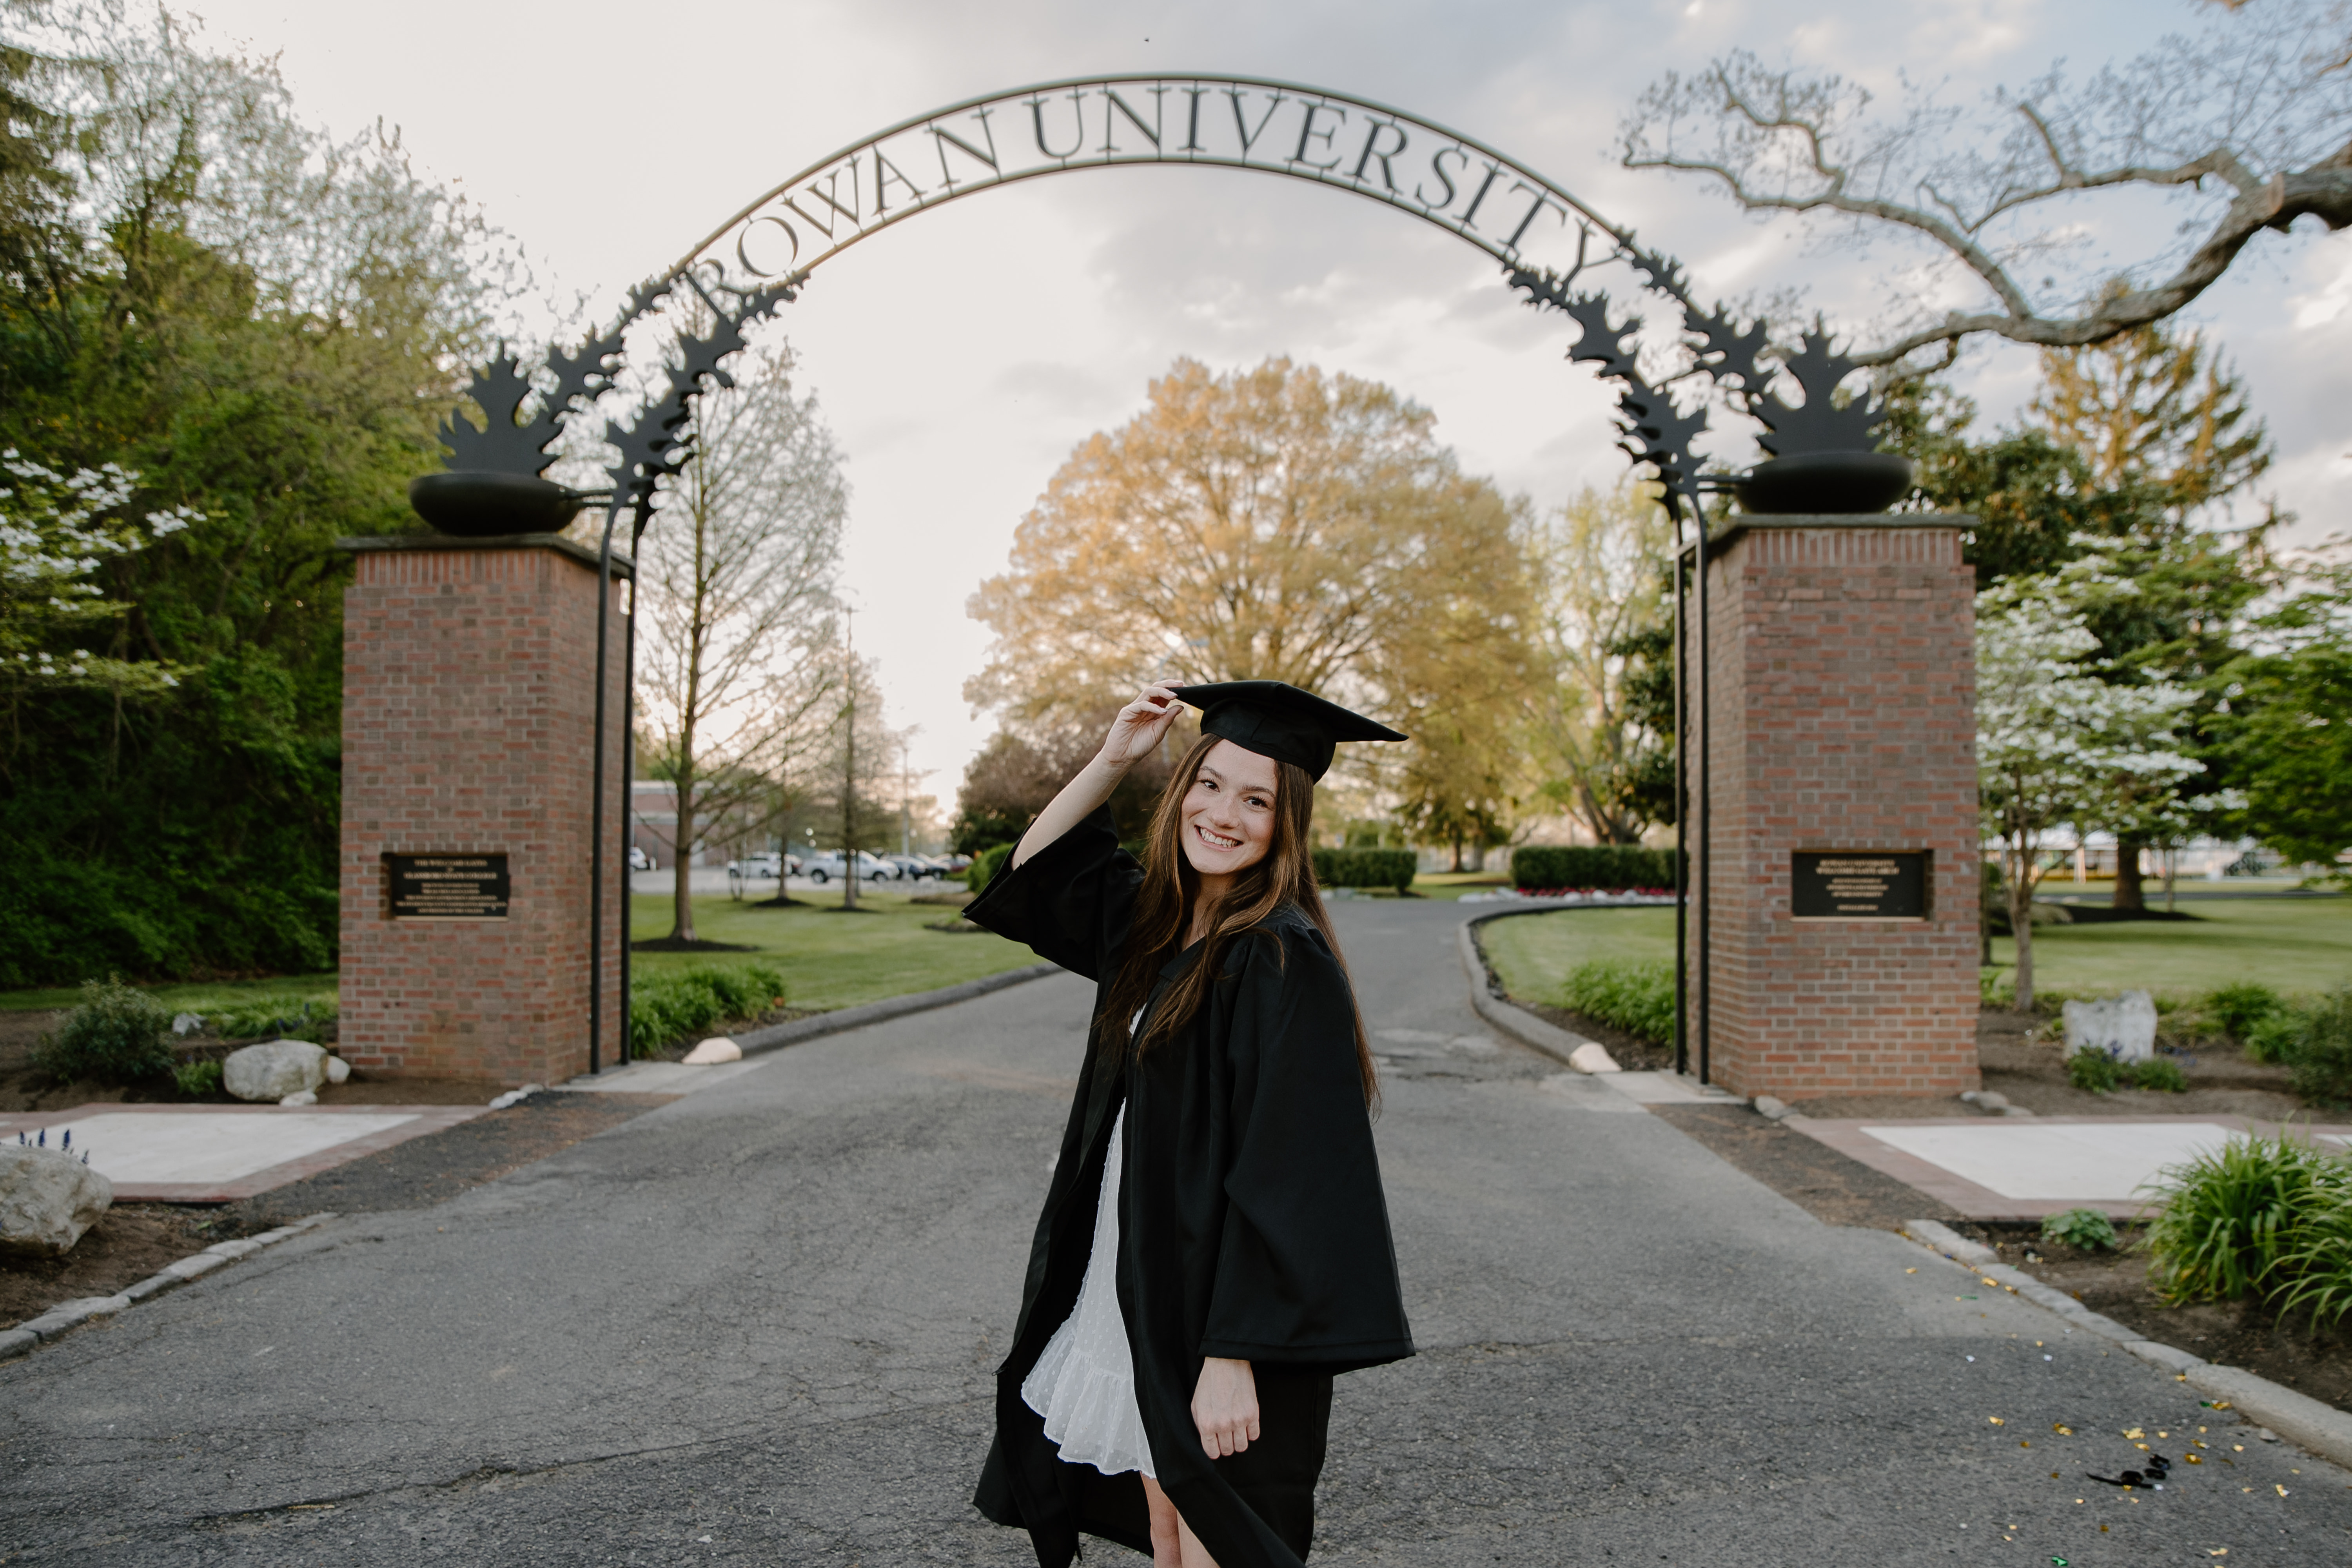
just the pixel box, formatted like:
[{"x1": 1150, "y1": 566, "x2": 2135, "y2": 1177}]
[{"x1": 1191, "y1": 1356, "x2": 1259, "y2": 1457}]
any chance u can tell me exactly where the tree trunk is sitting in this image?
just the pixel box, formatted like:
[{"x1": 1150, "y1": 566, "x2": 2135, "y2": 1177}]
[
  {"x1": 2113, "y1": 836, "x2": 2146, "y2": 912},
  {"x1": 671, "y1": 771, "x2": 699, "y2": 944},
  {"x1": 2007, "y1": 838, "x2": 2036, "y2": 1012},
  {"x1": 1448, "y1": 828, "x2": 1464, "y2": 873}
]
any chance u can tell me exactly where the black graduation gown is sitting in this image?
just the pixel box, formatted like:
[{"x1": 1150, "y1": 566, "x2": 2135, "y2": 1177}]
[{"x1": 967, "y1": 808, "x2": 1414, "y2": 1568}]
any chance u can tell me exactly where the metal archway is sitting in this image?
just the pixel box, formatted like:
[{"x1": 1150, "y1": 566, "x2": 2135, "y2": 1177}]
[{"x1": 434, "y1": 75, "x2": 1891, "y2": 1081}]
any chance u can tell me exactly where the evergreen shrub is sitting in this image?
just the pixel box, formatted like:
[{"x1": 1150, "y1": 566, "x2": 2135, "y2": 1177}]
[
  {"x1": 628, "y1": 964, "x2": 788, "y2": 1059},
  {"x1": 2287, "y1": 987, "x2": 2352, "y2": 1107},
  {"x1": 1310, "y1": 848, "x2": 1417, "y2": 892},
  {"x1": 1511, "y1": 845, "x2": 1677, "y2": 892},
  {"x1": 1560, "y1": 959, "x2": 1676, "y2": 1044},
  {"x1": 2204, "y1": 982, "x2": 2286, "y2": 1043},
  {"x1": 33, "y1": 978, "x2": 176, "y2": 1083},
  {"x1": 966, "y1": 843, "x2": 1017, "y2": 895}
]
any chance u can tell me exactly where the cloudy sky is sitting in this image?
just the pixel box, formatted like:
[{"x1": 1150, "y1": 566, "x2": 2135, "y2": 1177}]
[{"x1": 182, "y1": 0, "x2": 2351, "y2": 801}]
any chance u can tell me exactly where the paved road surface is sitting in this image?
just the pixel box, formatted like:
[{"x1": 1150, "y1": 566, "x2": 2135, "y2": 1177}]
[{"x1": 5, "y1": 900, "x2": 2347, "y2": 1563}]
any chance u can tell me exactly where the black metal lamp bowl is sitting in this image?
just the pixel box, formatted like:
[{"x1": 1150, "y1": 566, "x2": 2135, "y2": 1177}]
[
  {"x1": 1732, "y1": 451, "x2": 1915, "y2": 515},
  {"x1": 408, "y1": 471, "x2": 588, "y2": 537}
]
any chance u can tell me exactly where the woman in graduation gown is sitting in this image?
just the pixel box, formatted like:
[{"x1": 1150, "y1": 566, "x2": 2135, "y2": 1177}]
[{"x1": 968, "y1": 679, "x2": 1415, "y2": 1568}]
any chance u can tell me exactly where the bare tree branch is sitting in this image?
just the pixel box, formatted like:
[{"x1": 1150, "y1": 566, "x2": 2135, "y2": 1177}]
[{"x1": 1621, "y1": 2, "x2": 2352, "y2": 372}]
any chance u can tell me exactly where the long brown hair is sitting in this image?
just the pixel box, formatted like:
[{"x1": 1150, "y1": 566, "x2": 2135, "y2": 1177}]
[{"x1": 1098, "y1": 734, "x2": 1380, "y2": 1111}]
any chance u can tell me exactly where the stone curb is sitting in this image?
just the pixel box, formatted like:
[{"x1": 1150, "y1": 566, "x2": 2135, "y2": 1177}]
[
  {"x1": 1900, "y1": 1218, "x2": 2352, "y2": 1471},
  {"x1": 0, "y1": 1212, "x2": 338, "y2": 1363},
  {"x1": 728, "y1": 962, "x2": 1060, "y2": 1058},
  {"x1": 1455, "y1": 915, "x2": 1600, "y2": 1069}
]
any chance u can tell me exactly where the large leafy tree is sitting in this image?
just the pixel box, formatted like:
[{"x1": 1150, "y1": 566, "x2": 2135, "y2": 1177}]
[
  {"x1": 1521, "y1": 483, "x2": 1674, "y2": 845},
  {"x1": 1976, "y1": 563, "x2": 2207, "y2": 1008},
  {"x1": 0, "y1": 4, "x2": 501, "y2": 984},
  {"x1": 965, "y1": 356, "x2": 1535, "y2": 855}
]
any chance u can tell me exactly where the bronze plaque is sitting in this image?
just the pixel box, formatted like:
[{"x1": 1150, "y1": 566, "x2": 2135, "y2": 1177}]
[
  {"x1": 1791, "y1": 850, "x2": 1927, "y2": 920},
  {"x1": 386, "y1": 853, "x2": 510, "y2": 920}
]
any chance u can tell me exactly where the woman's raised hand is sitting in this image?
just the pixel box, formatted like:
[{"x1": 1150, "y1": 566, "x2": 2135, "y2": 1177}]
[{"x1": 1097, "y1": 684, "x2": 1183, "y2": 770}]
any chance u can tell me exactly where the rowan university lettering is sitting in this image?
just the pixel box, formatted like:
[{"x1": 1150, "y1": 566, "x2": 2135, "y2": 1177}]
[
  {"x1": 1789, "y1": 851, "x2": 1928, "y2": 921},
  {"x1": 690, "y1": 75, "x2": 1610, "y2": 289}
]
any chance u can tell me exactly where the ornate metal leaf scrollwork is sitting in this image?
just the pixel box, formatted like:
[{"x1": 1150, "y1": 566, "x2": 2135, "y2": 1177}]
[
  {"x1": 1750, "y1": 329, "x2": 1883, "y2": 457},
  {"x1": 436, "y1": 353, "x2": 568, "y2": 478},
  {"x1": 1507, "y1": 263, "x2": 1708, "y2": 501}
]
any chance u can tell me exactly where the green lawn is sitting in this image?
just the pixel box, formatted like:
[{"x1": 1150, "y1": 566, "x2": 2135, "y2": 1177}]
[
  {"x1": 1476, "y1": 897, "x2": 2352, "y2": 1011},
  {"x1": 1478, "y1": 907, "x2": 1678, "y2": 1005},
  {"x1": 0, "y1": 973, "x2": 341, "y2": 1014},
  {"x1": 1991, "y1": 897, "x2": 2352, "y2": 1003},
  {"x1": 0, "y1": 889, "x2": 1042, "y2": 1018},
  {"x1": 630, "y1": 888, "x2": 1040, "y2": 1011}
]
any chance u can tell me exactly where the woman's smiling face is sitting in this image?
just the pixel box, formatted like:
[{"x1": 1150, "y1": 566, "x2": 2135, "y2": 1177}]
[{"x1": 1179, "y1": 740, "x2": 1279, "y2": 882}]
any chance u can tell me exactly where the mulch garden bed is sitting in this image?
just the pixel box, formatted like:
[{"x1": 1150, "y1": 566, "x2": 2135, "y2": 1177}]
[
  {"x1": 1513, "y1": 996, "x2": 1677, "y2": 1072},
  {"x1": 1952, "y1": 1221, "x2": 2352, "y2": 1416}
]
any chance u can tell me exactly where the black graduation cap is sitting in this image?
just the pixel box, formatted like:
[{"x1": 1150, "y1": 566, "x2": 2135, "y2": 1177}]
[{"x1": 1170, "y1": 680, "x2": 1407, "y2": 782}]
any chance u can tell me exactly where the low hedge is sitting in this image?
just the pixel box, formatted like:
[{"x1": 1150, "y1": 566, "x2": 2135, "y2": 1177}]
[
  {"x1": 629, "y1": 964, "x2": 788, "y2": 1060},
  {"x1": 963, "y1": 842, "x2": 1017, "y2": 894},
  {"x1": 1312, "y1": 848, "x2": 1417, "y2": 893},
  {"x1": 1511, "y1": 844, "x2": 1678, "y2": 892}
]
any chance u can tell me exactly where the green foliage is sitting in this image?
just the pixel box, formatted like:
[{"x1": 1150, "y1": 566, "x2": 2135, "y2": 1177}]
[
  {"x1": 2041, "y1": 1207, "x2": 2119, "y2": 1252},
  {"x1": 2143, "y1": 1132, "x2": 2352, "y2": 1329},
  {"x1": 965, "y1": 842, "x2": 1016, "y2": 895},
  {"x1": 2067, "y1": 1048, "x2": 2125, "y2": 1093},
  {"x1": 1512, "y1": 844, "x2": 1677, "y2": 892},
  {"x1": 205, "y1": 993, "x2": 338, "y2": 1042},
  {"x1": 0, "y1": 11, "x2": 498, "y2": 987},
  {"x1": 627, "y1": 964, "x2": 787, "y2": 1060},
  {"x1": 172, "y1": 1057, "x2": 222, "y2": 1096},
  {"x1": 2204, "y1": 981, "x2": 2285, "y2": 1042},
  {"x1": 2067, "y1": 1048, "x2": 2187, "y2": 1093},
  {"x1": 2211, "y1": 576, "x2": 2352, "y2": 871},
  {"x1": 33, "y1": 977, "x2": 175, "y2": 1083},
  {"x1": 2247, "y1": 1009, "x2": 2308, "y2": 1065},
  {"x1": 1310, "y1": 847, "x2": 1416, "y2": 892},
  {"x1": 2287, "y1": 987, "x2": 2352, "y2": 1107},
  {"x1": 1560, "y1": 958, "x2": 1676, "y2": 1044}
]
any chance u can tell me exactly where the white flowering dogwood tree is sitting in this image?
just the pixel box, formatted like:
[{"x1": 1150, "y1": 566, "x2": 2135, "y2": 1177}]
[
  {"x1": 1976, "y1": 560, "x2": 2206, "y2": 1007},
  {"x1": 0, "y1": 451, "x2": 201, "y2": 695}
]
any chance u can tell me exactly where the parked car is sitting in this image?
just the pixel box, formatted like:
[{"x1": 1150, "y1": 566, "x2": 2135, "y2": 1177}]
[
  {"x1": 800, "y1": 849, "x2": 896, "y2": 884},
  {"x1": 629, "y1": 846, "x2": 654, "y2": 872},
  {"x1": 887, "y1": 853, "x2": 944, "y2": 880},
  {"x1": 732, "y1": 851, "x2": 786, "y2": 879}
]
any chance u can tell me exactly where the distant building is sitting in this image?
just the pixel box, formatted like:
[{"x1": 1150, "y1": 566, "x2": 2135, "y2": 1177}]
[{"x1": 630, "y1": 780, "x2": 766, "y2": 869}]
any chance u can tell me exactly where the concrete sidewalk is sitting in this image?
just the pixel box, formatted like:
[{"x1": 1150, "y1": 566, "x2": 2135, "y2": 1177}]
[{"x1": 3, "y1": 898, "x2": 2345, "y2": 1563}]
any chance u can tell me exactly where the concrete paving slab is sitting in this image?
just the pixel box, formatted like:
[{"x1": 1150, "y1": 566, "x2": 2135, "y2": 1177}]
[
  {"x1": 1601, "y1": 1067, "x2": 1740, "y2": 1103},
  {"x1": 0, "y1": 1104, "x2": 483, "y2": 1201},
  {"x1": 1794, "y1": 1114, "x2": 2352, "y2": 1220}
]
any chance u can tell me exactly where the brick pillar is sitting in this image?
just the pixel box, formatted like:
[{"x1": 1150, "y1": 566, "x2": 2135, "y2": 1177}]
[
  {"x1": 1689, "y1": 515, "x2": 1981, "y2": 1100},
  {"x1": 337, "y1": 534, "x2": 629, "y2": 1084}
]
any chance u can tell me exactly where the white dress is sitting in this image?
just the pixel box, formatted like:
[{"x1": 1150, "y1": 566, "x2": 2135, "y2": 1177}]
[{"x1": 1020, "y1": 1103, "x2": 1155, "y2": 1478}]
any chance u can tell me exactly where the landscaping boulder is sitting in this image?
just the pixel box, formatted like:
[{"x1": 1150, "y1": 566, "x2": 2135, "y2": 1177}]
[
  {"x1": 683, "y1": 1036, "x2": 743, "y2": 1065},
  {"x1": 223, "y1": 1039, "x2": 329, "y2": 1102},
  {"x1": 0, "y1": 1143, "x2": 114, "y2": 1258},
  {"x1": 325, "y1": 1054, "x2": 350, "y2": 1084},
  {"x1": 2063, "y1": 991, "x2": 2158, "y2": 1064}
]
